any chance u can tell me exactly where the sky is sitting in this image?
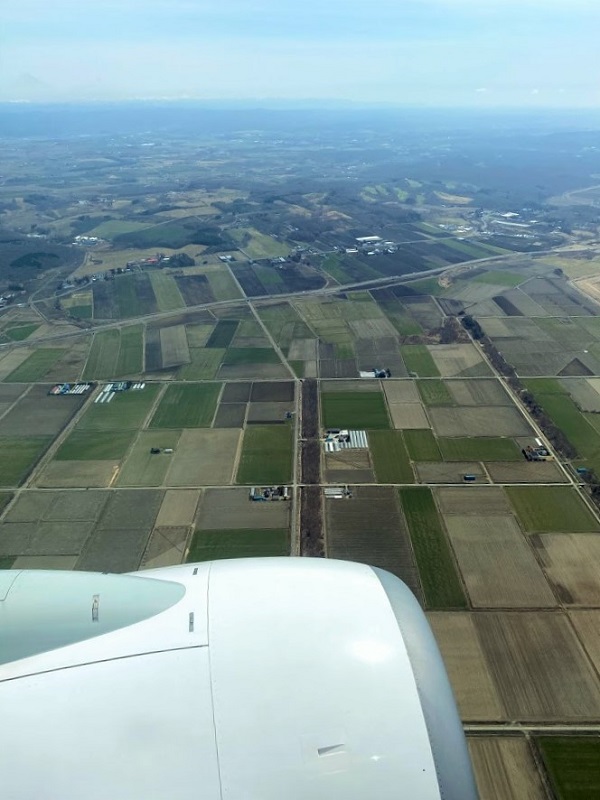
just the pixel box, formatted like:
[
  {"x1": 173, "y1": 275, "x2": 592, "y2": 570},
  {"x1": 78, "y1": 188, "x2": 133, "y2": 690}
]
[{"x1": 1, "y1": 0, "x2": 599, "y2": 106}]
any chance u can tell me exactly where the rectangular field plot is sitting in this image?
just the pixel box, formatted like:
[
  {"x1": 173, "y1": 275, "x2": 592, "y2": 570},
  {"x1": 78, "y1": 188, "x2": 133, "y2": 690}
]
[
  {"x1": 369, "y1": 431, "x2": 413, "y2": 483},
  {"x1": 535, "y1": 534, "x2": 600, "y2": 605},
  {"x1": 83, "y1": 330, "x2": 120, "y2": 380},
  {"x1": 382, "y1": 381, "x2": 420, "y2": 403},
  {"x1": 236, "y1": 425, "x2": 292, "y2": 484},
  {"x1": 115, "y1": 325, "x2": 143, "y2": 377},
  {"x1": 438, "y1": 437, "x2": 521, "y2": 461},
  {"x1": 140, "y1": 526, "x2": 189, "y2": 569},
  {"x1": 197, "y1": 488, "x2": 290, "y2": 530},
  {"x1": 429, "y1": 343, "x2": 490, "y2": 377},
  {"x1": 206, "y1": 320, "x2": 238, "y2": 348},
  {"x1": 221, "y1": 382, "x2": 252, "y2": 402},
  {"x1": 325, "y1": 486, "x2": 422, "y2": 599},
  {"x1": 35, "y1": 460, "x2": 117, "y2": 488},
  {"x1": 537, "y1": 737, "x2": 600, "y2": 800},
  {"x1": 166, "y1": 429, "x2": 240, "y2": 486},
  {"x1": 429, "y1": 406, "x2": 533, "y2": 437},
  {"x1": 179, "y1": 348, "x2": 224, "y2": 380},
  {"x1": 117, "y1": 431, "x2": 182, "y2": 486},
  {"x1": 416, "y1": 379, "x2": 454, "y2": 406},
  {"x1": 387, "y1": 402, "x2": 430, "y2": 430},
  {"x1": 400, "y1": 488, "x2": 466, "y2": 609},
  {"x1": 186, "y1": 528, "x2": 289, "y2": 562},
  {"x1": 150, "y1": 383, "x2": 221, "y2": 428},
  {"x1": 506, "y1": 486, "x2": 600, "y2": 532},
  {"x1": 436, "y1": 486, "x2": 512, "y2": 516},
  {"x1": 400, "y1": 345, "x2": 440, "y2": 377},
  {"x1": 0, "y1": 437, "x2": 52, "y2": 486},
  {"x1": 155, "y1": 490, "x2": 201, "y2": 527},
  {"x1": 77, "y1": 385, "x2": 160, "y2": 431},
  {"x1": 0, "y1": 521, "x2": 95, "y2": 557},
  {"x1": 76, "y1": 527, "x2": 153, "y2": 572},
  {"x1": 0, "y1": 385, "x2": 86, "y2": 437},
  {"x1": 445, "y1": 515, "x2": 556, "y2": 608},
  {"x1": 562, "y1": 377, "x2": 600, "y2": 412},
  {"x1": 475, "y1": 612, "x2": 600, "y2": 720},
  {"x1": 569, "y1": 611, "x2": 600, "y2": 673},
  {"x1": 321, "y1": 391, "x2": 390, "y2": 430},
  {"x1": 249, "y1": 381, "x2": 294, "y2": 402},
  {"x1": 447, "y1": 379, "x2": 512, "y2": 406},
  {"x1": 416, "y1": 462, "x2": 488, "y2": 484},
  {"x1": 486, "y1": 460, "x2": 568, "y2": 484},
  {"x1": 213, "y1": 403, "x2": 246, "y2": 427},
  {"x1": 468, "y1": 738, "x2": 547, "y2": 800},
  {"x1": 5, "y1": 489, "x2": 108, "y2": 523},
  {"x1": 247, "y1": 401, "x2": 293, "y2": 424},
  {"x1": 428, "y1": 612, "x2": 504, "y2": 720},
  {"x1": 55, "y1": 430, "x2": 135, "y2": 461},
  {"x1": 325, "y1": 448, "x2": 374, "y2": 484},
  {"x1": 403, "y1": 429, "x2": 442, "y2": 461},
  {"x1": 159, "y1": 325, "x2": 190, "y2": 369},
  {"x1": 5, "y1": 348, "x2": 66, "y2": 382}
]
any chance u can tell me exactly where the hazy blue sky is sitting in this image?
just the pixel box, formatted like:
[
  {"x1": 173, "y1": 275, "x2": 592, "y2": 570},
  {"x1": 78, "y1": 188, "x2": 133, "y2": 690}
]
[{"x1": 1, "y1": 0, "x2": 599, "y2": 105}]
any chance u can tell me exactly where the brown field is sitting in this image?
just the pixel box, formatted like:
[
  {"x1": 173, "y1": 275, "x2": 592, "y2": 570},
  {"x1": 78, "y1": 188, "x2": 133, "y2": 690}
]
[
  {"x1": 77, "y1": 526, "x2": 152, "y2": 573},
  {"x1": 213, "y1": 403, "x2": 246, "y2": 427},
  {"x1": 12, "y1": 555, "x2": 78, "y2": 569},
  {"x1": 348, "y1": 317, "x2": 398, "y2": 338},
  {"x1": 468, "y1": 737, "x2": 547, "y2": 800},
  {"x1": 428, "y1": 612, "x2": 504, "y2": 720},
  {"x1": 160, "y1": 325, "x2": 190, "y2": 368},
  {"x1": 155, "y1": 489, "x2": 201, "y2": 527},
  {"x1": 165, "y1": 429, "x2": 240, "y2": 486},
  {"x1": 0, "y1": 385, "x2": 86, "y2": 436},
  {"x1": 447, "y1": 379, "x2": 512, "y2": 406},
  {"x1": 474, "y1": 612, "x2": 600, "y2": 720},
  {"x1": 445, "y1": 515, "x2": 556, "y2": 608},
  {"x1": 325, "y1": 486, "x2": 422, "y2": 600},
  {"x1": 436, "y1": 486, "x2": 512, "y2": 515},
  {"x1": 320, "y1": 379, "x2": 380, "y2": 393},
  {"x1": 562, "y1": 377, "x2": 600, "y2": 412},
  {"x1": 6, "y1": 489, "x2": 108, "y2": 522},
  {"x1": 416, "y1": 462, "x2": 488, "y2": 484},
  {"x1": 197, "y1": 487, "x2": 290, "y2": 529},
  {"x1": 250, "y1": 381, "x2": 295, "y2": 402},
  {"x1": 388, "y1": 402, "x2": 430, "y2": 429},
  {"x1": 428, "y1": 406, "x2": 532, "y2": 437},
  {"x1": 569, "y1": 611, "x2": 600, "y2": 672},
  {"x1": 534, "y1": 533, "x2": 600, "y2": 605},
  {"x1": 247, "y1": 401, "x2": 293, "y2": 423},
  {"x1": 43, "y1": 339, "x2": 91, "y2": 383},
  {"x1": 0, "y1": 520, "x2": 95, "y2": 557},
  {"x1": 35, "y1": 460, "x2": 117, "y2": 488},
  {"x1": 0, "y1": 350, "x2": 32, "y2": 380},
  {"x1": 383, "y1": 381, "x2": 420, "y2": 403},
  {"x1": 428, "y1": 343, "x2": 488, "y2": 377},
  {"x1": 325, "y1": 449, "x2": 374, "y2": 484},
  {"x1": 140, "y1": 526, "x2": 189, "y2": 569},
  {"x1": 486, "y1": 461, "x2": 567, "y2": 484},
  {"x1": 0, "y1": 384, "x2": 27, "y2": 417},
  {"x1": 288, "y1": 339, "x2": 318, "y2": 360},
  {"x1": 221, "y1": 382, "x2": 252, "y2": 402}
]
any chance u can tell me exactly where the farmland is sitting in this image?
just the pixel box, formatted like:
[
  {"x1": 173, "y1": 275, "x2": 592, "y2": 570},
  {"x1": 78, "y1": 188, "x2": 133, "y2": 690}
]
[
  {"x1": 506, "y1": 486, "x2": 600, "y2": 532},
  {"x1": 236, "y1": 425, "x2": 292, "y2": 484},
  {"x1": 186, "y1": 528, "x2": 288, "y2": 561},
  {"x1": 321, "y1": 391, "x2": 390, "y2": 429},
  {"x1": 538, "y1": 737, "x2": 600, "y2": 799},
  {"x1": 150, "y1": 383, "x2": 221, "y2": 428}
]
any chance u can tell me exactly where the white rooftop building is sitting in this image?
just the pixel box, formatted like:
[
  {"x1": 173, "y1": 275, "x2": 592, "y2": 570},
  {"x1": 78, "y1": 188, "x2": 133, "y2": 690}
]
[{"x1": 0, "y1": 558, "x2": 477, "y2": 799}]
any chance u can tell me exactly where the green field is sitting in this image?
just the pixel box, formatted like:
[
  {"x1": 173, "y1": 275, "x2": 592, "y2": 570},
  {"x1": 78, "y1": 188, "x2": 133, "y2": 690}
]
[
  {"x1": 5, "y1": 349, "x2": 66, "y2": 382},
  {"x1": 68, "y1": 304, "x2": 93, "y2": 319},
  {"x1": 537, "y1": 737, "x2": 600, "y2": 800},
  {"x1": 116, "y1": 274, "x2": 147, "y2": 319},
  {"x1": 5, "y1": 324, "x2": 39, "y2": 342},
  {"x1": 507, "y1": 486, "x2": 600, "y2": 532},
  {"x1": 369, "y1": 431, "x2": 413, "y2": 483},
  {"x1": 148, "y1": 272, "x2": 185, "y2": 312},
  {"x1": 236, "y1": 425, "x2": 292, "y2": 484},
  {"x1": 118, "y1": 430, "x2": 182, "y2": 486},
  {"x1": 179, "y1": 348, "x2": 225, "y2": 380},
  {"x1": 55, "y1": 430, "x2": 135, "y2": 460},
  {"x1": 229, "y1": 227, "x2": 289, "y2": 259},
  {"x1": 83, "y1": 330, "x2": 120, "y2": 380},
  {"x1": 0, "y1": 437, "x2": 51, "y2": 485},
  {"x1": 187, "y1": 528, "x2": 289, "y2": 561},
  {"x1": 523, "y1": 377, "x2": 568, "y2": 395},
  {"x1": 321, "y1": 392, "x2": 390, "y2": 430},
  {"x1": 77, "y1": 385, "x2": 160, "y2": 431},
  {"x1": 472, "y1": 270, "x2": 524, "y2": 287},
  {"x1": 438, "y1": 437, "x2": 521, "y2": 461},
  {"x1": 416, "y1": 379, "x2": 454, "y2": 406},
  {"x1": 258, "y1": 303, "x2": 314, "y2": 352},
  {"x1": 115, "y1": 325, "x2": 144, "y2": 377},
  {"x1": 150, "y1": 383, "x2": 221, "y2": 428},
  {"x1": 89, "y1": 219, "x2": 151, "y2": 239},
  {"x1": 205, "y1": 266, "x2": 243, "y2": 301},
  {"x1": 403, "y1": 429, "x2": 442, "y2": 461},
  {"x1": 223, "y1": 348, "x2": 280, "y2": 365},
  {"x1": 399, "y1": 488, "x2": 467, "y2": 609},
  {"x1": 206, "y1": 320, "x2": 239, "y2": 348},
  {"x1": 401, "y1": 345, "x2": 440, "y2": 377}
]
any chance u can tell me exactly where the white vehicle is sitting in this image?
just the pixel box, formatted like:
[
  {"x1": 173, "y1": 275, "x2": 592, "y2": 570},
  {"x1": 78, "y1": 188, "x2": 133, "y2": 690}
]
[{"x1": 0, "y1": 558, "x2": 477, "y2": 799}]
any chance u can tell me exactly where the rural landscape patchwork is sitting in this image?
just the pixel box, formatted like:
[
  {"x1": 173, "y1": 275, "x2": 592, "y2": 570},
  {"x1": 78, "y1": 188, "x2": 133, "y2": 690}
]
[{"x1": 3, "y1": 104, "x2": 600, "y2": 796}]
